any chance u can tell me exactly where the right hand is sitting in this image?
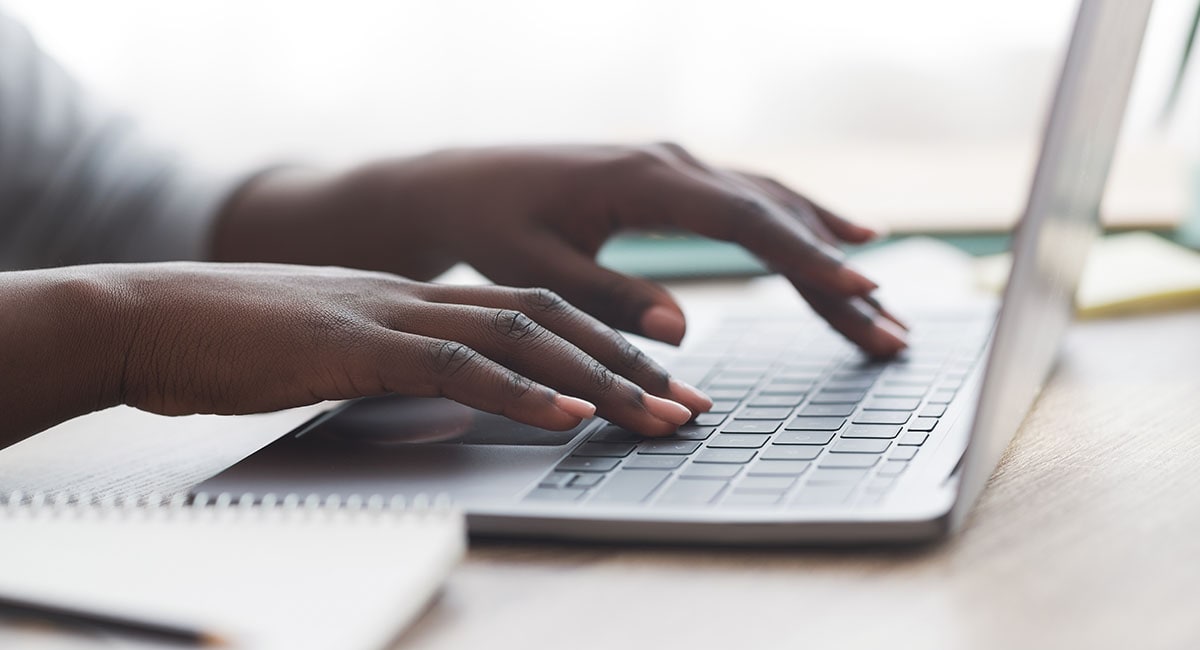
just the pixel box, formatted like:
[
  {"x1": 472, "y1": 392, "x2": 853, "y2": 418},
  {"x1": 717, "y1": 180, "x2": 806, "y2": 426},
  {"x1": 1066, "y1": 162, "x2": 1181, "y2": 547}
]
[{"x1": 90, "y1": 263, "x2": 711, "y2": 437}]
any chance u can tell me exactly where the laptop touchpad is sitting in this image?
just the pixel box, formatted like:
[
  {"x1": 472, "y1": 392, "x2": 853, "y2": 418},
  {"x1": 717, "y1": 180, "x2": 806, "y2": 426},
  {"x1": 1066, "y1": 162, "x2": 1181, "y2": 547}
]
[{"x1": 301, "y1": 395, "x2": 586, "y2": 446}]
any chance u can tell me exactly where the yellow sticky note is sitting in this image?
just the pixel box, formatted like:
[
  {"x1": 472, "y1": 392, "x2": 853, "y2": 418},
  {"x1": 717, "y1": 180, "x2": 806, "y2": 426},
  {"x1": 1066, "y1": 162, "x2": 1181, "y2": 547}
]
[{"x1": 975, "y1": 231, "x2": 1200, "y2": 318}]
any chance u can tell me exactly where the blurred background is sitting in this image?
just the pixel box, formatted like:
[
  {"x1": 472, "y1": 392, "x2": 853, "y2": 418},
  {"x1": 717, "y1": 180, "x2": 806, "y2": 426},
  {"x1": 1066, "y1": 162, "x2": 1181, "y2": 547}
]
[{"x1": 4, "y1": 0, "x2": 1198, "y2": 236}]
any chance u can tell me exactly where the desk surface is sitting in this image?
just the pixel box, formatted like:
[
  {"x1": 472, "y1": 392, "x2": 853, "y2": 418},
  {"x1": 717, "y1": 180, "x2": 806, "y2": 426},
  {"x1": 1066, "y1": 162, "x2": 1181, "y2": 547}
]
[{"x1": 2, "y1": 301, "x2": 1197, "y2": 650}]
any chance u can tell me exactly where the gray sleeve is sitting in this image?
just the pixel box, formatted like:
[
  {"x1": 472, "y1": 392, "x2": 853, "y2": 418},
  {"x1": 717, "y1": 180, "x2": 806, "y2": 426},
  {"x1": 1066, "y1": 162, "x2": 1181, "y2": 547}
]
[{"x1": 0, "y1": 10, "x2": 246, "y2": 270}]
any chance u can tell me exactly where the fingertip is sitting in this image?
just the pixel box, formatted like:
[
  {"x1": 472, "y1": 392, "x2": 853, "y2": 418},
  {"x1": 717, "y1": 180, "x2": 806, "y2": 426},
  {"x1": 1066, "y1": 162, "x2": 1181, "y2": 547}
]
[
  {"x1": 838, "y1": 265, "x2": 879, "y2": 295},
  {"x1": 640, "y1": 305, "x2": 686, "y2": 345},
  {"x1": 554, "y1": 394, "x2": 597, "y2": 419},
  {"x1": 642, "y1": 393, "x2": 693, "y2": 426},
  {"x1": 668, "y1": 378, "x2": 713, "y2": 413},
  {"x1": 869, "y1": 317, "x2": 909, "y2": 358}
]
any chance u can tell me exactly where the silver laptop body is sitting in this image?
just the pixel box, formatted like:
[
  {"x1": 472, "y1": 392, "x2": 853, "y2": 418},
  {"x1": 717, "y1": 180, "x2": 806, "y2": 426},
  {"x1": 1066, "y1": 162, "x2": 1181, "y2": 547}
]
[{"x1": 195, "y1": 0, "x2": 1151, "y2": 545}]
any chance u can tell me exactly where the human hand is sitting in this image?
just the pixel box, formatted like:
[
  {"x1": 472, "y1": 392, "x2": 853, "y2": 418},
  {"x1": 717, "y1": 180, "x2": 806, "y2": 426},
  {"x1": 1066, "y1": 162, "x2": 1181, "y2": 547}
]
[
  {"x1": 215, "y1": 144, "x2": 907, "y2": 356},
  {"x1": 0, "y1": 263, "x2": 711, "y2": 442}
]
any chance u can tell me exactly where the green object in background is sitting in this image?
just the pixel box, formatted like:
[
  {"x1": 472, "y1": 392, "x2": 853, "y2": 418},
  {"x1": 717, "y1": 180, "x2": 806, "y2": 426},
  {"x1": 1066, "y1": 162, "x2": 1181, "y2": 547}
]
[
  {"x1": 597, "y1": 231, "x2": 1013, "y2": 280},
  {"x1": 597, "y1": 233, "x2": 766, "y2": 280}
]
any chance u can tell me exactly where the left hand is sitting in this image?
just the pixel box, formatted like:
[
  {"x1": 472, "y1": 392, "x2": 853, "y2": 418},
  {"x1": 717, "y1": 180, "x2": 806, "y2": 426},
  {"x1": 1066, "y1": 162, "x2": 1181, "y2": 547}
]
[{"x1": 213, "y1": 143, "x2": 906, "y2": 357}]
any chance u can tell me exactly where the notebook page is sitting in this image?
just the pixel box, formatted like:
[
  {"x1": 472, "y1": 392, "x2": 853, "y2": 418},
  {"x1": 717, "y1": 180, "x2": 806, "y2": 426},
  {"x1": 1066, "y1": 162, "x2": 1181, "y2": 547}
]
[{"x1": 0, "y1": 498, "x2": 465, "y2": 650}]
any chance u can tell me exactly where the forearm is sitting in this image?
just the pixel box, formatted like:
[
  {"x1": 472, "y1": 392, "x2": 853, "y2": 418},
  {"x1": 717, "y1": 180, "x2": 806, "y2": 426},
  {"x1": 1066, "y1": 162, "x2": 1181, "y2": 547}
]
[
  {"x1": 0, "y1": 10, "x2": 238, "y2": 270},
  {"x1": 210, "y1": 159, "x2": 453, "y2": 280},
  {"x1": 0, "y1": 268, "x2": 128, "y2": 446}
]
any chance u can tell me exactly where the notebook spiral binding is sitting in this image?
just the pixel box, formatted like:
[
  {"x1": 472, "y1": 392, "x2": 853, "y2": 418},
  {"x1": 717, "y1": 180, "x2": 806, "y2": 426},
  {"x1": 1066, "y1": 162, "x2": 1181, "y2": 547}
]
[{"x1": 0, "y1": 490, "x2": 455, "y2": 522}]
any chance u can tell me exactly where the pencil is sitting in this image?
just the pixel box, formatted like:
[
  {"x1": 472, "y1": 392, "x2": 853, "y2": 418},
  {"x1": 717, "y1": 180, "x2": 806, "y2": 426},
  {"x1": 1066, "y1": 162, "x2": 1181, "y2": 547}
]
[{"x1": 0, "y1": 592, "x2": 229, "y2": 646}]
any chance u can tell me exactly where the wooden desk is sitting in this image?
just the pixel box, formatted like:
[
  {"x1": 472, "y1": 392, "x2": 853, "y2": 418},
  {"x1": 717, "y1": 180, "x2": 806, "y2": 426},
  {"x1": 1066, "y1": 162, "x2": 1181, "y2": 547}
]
[{"x1": 2, "y1": 306, "x2": 1197, "y2": 650}]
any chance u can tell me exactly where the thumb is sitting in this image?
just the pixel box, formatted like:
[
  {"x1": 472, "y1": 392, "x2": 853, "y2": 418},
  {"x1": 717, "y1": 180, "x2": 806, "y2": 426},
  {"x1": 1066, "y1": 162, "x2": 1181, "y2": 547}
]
[{"x1": 507, "y1": 237, "x2": 687, "y2": 345}]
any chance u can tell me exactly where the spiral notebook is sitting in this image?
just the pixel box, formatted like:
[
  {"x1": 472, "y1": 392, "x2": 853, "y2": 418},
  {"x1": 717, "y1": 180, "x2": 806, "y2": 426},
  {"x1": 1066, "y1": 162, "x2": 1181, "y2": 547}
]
[{"x1": 0, "y1": 493, "x2": 465, "y2": 650}]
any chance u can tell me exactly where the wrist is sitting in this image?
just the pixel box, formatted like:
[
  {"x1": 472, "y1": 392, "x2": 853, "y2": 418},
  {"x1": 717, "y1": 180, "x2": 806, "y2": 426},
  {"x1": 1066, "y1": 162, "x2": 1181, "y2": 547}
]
[
  {"x1": 210, "y1": 167, "x2": 335, "y2": 264},
  {"x1": 0, "y1": 267, "x2": 131, "y2": 443},
  {"x1": 211, "y1": 156, "x2": 459, "y2": 280}
]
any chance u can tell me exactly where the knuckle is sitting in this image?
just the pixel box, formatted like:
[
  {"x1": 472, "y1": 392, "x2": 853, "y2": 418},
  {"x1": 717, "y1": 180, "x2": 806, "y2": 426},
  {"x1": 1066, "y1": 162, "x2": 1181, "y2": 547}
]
[
  {"x1": 616, "y1": 340, "x2": 666, "y2": 382},
  {"x1": 501, "y1": 371, "x2": 536, "y2": 401},
  {"x1": 426, "y1": 340, "x2": 480, "y2": 379},
  {"x1": 717, "y1": 194, "x2": 773, "y2": 242},
  {"x1": 602, "y1": 145, "x2": 664, "y2": 175},
  {"x1": 586, "y1": 357, "x2": 617, "y2": 394},
  {"x1": 521, "y1": 287, "x2": 567, "y2": 314},
  {"x1": 490, "y1": 308, "x2": 542, "y2": 342}
]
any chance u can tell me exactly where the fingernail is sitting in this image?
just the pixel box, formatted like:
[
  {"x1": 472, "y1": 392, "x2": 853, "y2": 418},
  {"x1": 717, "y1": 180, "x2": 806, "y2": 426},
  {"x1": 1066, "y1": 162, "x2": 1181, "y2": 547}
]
[
  {"x1": 640, "y1": 306, "x2": 686, "y2": 345},
  {"x1": 862, "y1": 221, "x2": 890, "y2": 240},
  {"x1": 864, "y1": 293, "x2": 910, "y2": 331},
  {"x1": 668, "y1": 378, "x2": 713, "y2": 412},
  {"x1": 839, "y1": 265, "x2": 879, "y2": 294},
  {"x1": 642, "y1": 393, "x2": 693, "y2": 425},
  {"x1": 872, "y1": 317, "x2": 909, "y2": 354},
  {"x1": 554, "y1": 394, "x2": 596, "y2": 419}
]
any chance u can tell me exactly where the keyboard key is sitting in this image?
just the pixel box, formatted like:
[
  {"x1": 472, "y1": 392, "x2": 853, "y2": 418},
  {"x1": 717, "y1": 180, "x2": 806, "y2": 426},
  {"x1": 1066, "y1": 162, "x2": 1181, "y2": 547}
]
[
  {"x1": 876, "y1": 460, "x2": 909, "y2": 476},
  {"x1": 708, "y1": 379, "x2": 757, "y2": 390},
  {"x1": 722, "y1": 491, "x2": 782, "y2": 506},
  {"x1": 841, "y1": 424, "x2": 902, "y2": 439},
  {"x1": 736, "y1": 407, "x2": 793, "y2": 420},
  {"x1": 774, "y1": 371, "x2": 822, "y2": 383},
  {"x1": 694, "y1": 449, "x2": 757, "y2": 464},
  {"x1": 761, "y1": 381, "x2": 815, "y2": 394},
  {"x1": 670, "y1": 426, "x2": 715, "y2": 441},
  {"x1": 707, "y1": 434, "x2": 771, "y2": 449},
  {"x1": 525, "y1": 488, "x2": 586, "y2": 502},
  {"x1": 807, "y1": 468, "x2": 871, "y2": 483},
  {"x1": 798, "y1": 403, "x2": 855, "y2": 417},
  {"x1": 906, "y1": 417, "x2": 939, "y2": 432},
  {"x1": 692, "y1": 413, "x2": 728, "y2": 426},
  {"x1": 738, "y1": 476, "x2": 797, "y2": 491},
  {"x1": 721, "y1": 421, "x2": 781, "y2": 434},
  {"x1": 919, "y1": 404, "x2": 947, "y2": 418},
  {"x1": 789, "y1": 484, "x2": 855, "y2": 507},
  {"x1": 725, "y1": 359, "x2": 773, "y2": 370},
  {"x1": 889, "y1": 446, "x2": 919, "y2": 461},
  {"x1": 873, "y1": 385, "x2": 927, "y2": 398},
  {"x1": 830, "y1": 438, "x2": 891, "y2": 454},
  {"x1": 680, "y1": 463, "x2": 743, "y2": 479},
  {"x1": 747, "y1": 460, "x2": 812, "y2": 476},
  {"x1": 570, "y1": 473, "x2": 605, "y2": 488},
  {"x1": 897, "y1": 432, "x2": 929, "y2": 446},
  {"x1": 587, "y1": 470, "x2": 671, "y2": 504},
  {"x1": 713, "y1": 370, "x2": 762, "y2": 382},
  {"x1": 810, "y1": 390, "x2": 867, "y2": 404},
  {"x1": 862, "y1": 397, "x2": 921, "y2": 411},
  {"x1": 556, "y1": 457, "x2": 620, "y2": 472},
  {"x1": 824, "y1": 378, "x2": 877, "y2": 391},
  {"x1": 656, "y1": 479, "x2": 727, "y2": 505},
  {"x1": 590, "y1": 426, "x2": 640, "y2": 443},
  {"x1": 572, "y1": 442, "x2": 635, "y2": 458},
  {"x1": 623, "y1": 456, "x2": 687, "y2": 470},
  {"x1": 785, "y1": 416, "x2": 846, "y2": 431},
  {"x1": 851, "y1": 411, "x2": 911, "y2": 425},
  {"x1": 707, "y1": 400, "x2": 741, "y2": 414},
  {"x1": 831, "y1": 368, "x2": 883, "y2": 382},
  {"x1": 761, "y1": 445, "x2": 822, "y2": 460},
  {"x1": 775, "y1": 430, "x2": 836, "y2": 445},
  {"x1": 819, "y1": 454, "x2": 879, "y2": 469},
  {"x1": 706, "y1": 388, "x2": 750, "y2": 400},
  {"x1": 638, "y1": 440, "x2": 702, "y2": 455},
  {"x1": 928, "y1": 390, "x2": 957, "y2": 404},
  {"x1": 748, "y1": 394, "x2": 805, "y2": 408},
  {"x1": 539, "y1": 472, "x2": 576, "y2": 488}
]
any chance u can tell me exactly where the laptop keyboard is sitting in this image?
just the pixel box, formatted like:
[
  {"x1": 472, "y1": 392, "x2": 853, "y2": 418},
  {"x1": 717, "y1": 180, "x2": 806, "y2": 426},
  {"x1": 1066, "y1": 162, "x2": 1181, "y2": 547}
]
[{"x1": 524, "y1": 312, "x2": 993, "y2": 510}]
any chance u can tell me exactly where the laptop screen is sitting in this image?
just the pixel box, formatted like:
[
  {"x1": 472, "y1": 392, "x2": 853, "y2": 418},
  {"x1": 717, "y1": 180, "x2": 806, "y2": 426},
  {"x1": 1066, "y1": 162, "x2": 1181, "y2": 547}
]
[{"x1": 951, "y1": 0, "x2": 1153, "y2": 525}]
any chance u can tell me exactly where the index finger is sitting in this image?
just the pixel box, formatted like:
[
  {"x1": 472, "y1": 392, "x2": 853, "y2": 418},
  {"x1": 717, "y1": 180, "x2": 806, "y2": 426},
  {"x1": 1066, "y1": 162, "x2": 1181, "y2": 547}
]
[{"x1": 623, "y1": 163, "x2": 878, "y2": 297}]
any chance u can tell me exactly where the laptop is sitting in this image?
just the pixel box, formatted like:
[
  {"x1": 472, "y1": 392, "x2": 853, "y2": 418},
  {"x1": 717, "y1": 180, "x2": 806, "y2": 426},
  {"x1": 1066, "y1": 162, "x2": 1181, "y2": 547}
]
[{"x1": 196, "y1": 0, "x2": 1152, "y2": 545}]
